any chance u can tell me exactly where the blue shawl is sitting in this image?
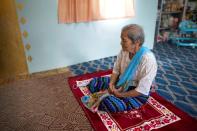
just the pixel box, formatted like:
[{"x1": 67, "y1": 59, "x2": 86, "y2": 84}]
[{"x1": 116, "y1": 46, "x2": 150, "y2": 92}]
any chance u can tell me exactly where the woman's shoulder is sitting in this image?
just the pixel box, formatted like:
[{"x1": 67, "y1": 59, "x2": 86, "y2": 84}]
[
  {"x1": 138, "y1": 51, "x2": 157, "y2": 72},
  {"x1": 141, "y1": 51, "x2": 157, "y2": 64}
]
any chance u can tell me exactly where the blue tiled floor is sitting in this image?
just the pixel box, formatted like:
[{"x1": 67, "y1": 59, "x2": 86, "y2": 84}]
[{"x1": 69, "y1": 42, "x2": 197, "y2": 119}]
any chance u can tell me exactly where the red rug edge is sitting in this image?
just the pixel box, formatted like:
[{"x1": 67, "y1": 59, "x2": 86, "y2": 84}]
[
  {"x1": 67, "y1": 70, "x2": 197, "y2": 131},
  {"x1": 151, "y1": 93, "x2": 197, "y2": 130},
  {"x1": 67, "y1": 70, "x2": 112, "y2": 131}
]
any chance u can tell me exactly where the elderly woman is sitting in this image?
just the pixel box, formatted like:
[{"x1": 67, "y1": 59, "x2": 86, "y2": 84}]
[{"x1": 82, "y1": 24, "x2": 157, "y2": 113}]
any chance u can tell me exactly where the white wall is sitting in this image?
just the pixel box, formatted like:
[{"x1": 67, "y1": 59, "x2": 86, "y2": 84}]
[{"x1": 16, "y1": 0, "x2": 158, "y2": 73}]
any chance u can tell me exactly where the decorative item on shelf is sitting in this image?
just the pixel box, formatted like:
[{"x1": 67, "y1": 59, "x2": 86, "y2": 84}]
[
  {"x1": 169, "y1": 20, "x2": 197, "y2": 47},
  {"x1": 163, "y1": 1, "x2": 171, "y2": 12},
  {"x1": 186, "y1": 1, "x2": 197, "y2": 23},
  {"x1": 169, "y1": 16, "x2": 179, "y2": 29},
  {"x1": 163, "y1": 0, "x2": 182, "y2": 12},
  {"x1": 157, "y1": 0, "x2": 196, "y2": 44},
  {"x1": 166, "y1": 3, "x2": 171, "y2": 11},
  {"x1": 169, "y1": 16, "x2": 174, "y2": 26},
  {"x1": 186, "y1": 12, "x2": 192, "y2": 20},
  {"x1": 171, "y1": 3, "x2": 176, "y2": 11},
  {"x1": 161, "y1": 15, "x2": 169, "y2": 28},
  {"x1": 157, "y1": 31, "x2": 170, "y2": 43},
  {"x1": 163, "y1": 31, "x2": 170, "y2": 42},
  {"x1": 171, "y1": 1, "x2": 181, "y2": 11},
  {"x1": 187, "y1": 1, "x2": 196, "y2": 11}
]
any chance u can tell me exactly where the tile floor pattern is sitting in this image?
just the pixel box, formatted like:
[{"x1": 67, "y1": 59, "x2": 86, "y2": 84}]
[{"x1": 69, "y1": 43, "x2": 197, "y2": 119}]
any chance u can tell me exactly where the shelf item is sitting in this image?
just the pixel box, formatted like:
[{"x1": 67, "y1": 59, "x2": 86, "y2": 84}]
[
  {"x1": 170, "y1": 20, "x2": 197, "y2": 47},
  {"x1": 156, "y1": 0, "x2": 197, "y2": 43},
  {"x1": 186, "y1": 10, "x2": 197, "y2": 13}
]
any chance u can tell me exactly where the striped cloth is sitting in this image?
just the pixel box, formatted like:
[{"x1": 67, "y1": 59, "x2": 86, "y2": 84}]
[
  {"x1": 87, "y1": 77, "x2": 149, "y2": 113},
  {"x1": 88, "y1": 76, "x2": 110, "y2": 93}
]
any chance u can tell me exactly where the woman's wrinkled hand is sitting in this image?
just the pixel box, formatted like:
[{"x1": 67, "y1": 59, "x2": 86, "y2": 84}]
[
  {"x1": 108, "y1": 83, "x2": 115, "y2": 94},
  {"x1": 117, "y1": 86, "x2": 124, "y2": 92},
  {"x1": 113, "y1": 88, "x2": 123, "y2": 98}
]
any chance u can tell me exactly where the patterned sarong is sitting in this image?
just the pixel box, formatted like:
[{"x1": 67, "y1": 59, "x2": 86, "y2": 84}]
[{"x1": 87, "y1": 76, "x2": 149, "y2": 113}]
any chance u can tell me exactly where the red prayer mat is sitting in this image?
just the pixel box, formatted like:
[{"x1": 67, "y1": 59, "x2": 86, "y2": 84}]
[{"x1": 68, "y1": 70, "x2": 197, "y2": 131}]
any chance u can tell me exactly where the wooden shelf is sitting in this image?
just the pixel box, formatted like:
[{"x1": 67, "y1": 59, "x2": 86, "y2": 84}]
[
  {"x1": 159, "y1": 27, "x2": 171, "y2": 30},
  {"x1": 159, "y1": 27, "x2": 178, "y2": 30},
  {"x1": 186, "y1": 10, "x2": 197, "y2": 13},
  {"x1": 161, "y1": 11, "x2": 182, "y2": 14},
  {"x1": 156, "y1": 0, "x2": 197, "y2": 42}
]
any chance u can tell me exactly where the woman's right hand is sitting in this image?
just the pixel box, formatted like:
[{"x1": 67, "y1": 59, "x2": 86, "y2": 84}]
[
  {"x1": 117, "y1": 86, "x2": 124, "y2": 92},
  {"x1": 108, "y1": 83, "x2": 115, "y2": 94}
]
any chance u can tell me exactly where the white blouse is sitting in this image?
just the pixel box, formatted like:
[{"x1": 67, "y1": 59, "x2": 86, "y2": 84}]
[{"x1": 113, "y1": 50, "x2": 158, "y2": 96}]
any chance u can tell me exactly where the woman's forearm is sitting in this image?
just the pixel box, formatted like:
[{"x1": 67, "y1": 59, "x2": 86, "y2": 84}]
[
  {"x1": 108, "y1": 73, "x2": 119, "y2": 94},
  {"x1": 110, "y1": 73, "x2": 119, "y2": 85},
  {"x1": 121, "y1": 90, "x2": 141, "y2": 97},
  {"x1": 113, "y1": 89, "x2": 142, "y2": 98}
]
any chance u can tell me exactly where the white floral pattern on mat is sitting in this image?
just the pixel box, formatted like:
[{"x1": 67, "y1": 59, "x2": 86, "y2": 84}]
[{"x1": 76, "y1": 77, "x2": 181, "y2": 131}]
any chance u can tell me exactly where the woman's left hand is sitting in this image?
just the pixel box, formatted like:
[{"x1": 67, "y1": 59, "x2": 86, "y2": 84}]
[{"x1": 113, "y1": 88, "x2": 123, "y2": 98}]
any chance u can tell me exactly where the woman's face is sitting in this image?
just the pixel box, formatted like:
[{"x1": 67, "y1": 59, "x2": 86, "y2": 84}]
[{"x1": 121, "y1": 31, "x2": 140, "y2": 54}]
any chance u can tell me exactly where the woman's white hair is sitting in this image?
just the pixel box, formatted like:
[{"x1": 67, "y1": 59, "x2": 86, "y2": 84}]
[{"x1": 122, "y1": 24, "x2": 145, "y2": 46}]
